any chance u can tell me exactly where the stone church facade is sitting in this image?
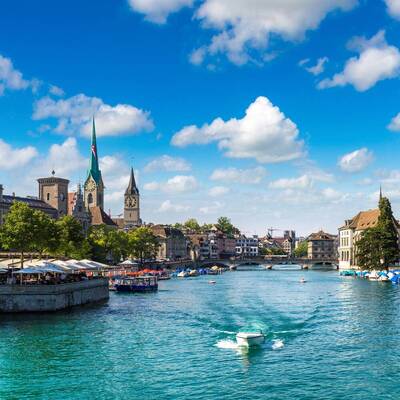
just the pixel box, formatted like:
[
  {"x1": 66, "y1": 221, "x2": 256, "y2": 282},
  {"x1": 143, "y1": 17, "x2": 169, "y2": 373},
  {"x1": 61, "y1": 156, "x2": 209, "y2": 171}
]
[{"x1": 0, "y1": 118, "x2": 141, "y2": 231}]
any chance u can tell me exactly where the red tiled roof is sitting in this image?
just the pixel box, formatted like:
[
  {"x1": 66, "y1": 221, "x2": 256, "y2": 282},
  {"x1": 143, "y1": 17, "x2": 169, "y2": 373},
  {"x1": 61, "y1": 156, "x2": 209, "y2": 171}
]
[{"x1": 90, "y1": 206, "x2": 117, "y2": 227}]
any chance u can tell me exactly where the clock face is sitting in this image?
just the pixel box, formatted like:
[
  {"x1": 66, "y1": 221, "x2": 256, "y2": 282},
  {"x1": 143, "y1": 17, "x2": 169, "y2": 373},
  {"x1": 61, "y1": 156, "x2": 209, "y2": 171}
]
[
  {"x1": 126, "y1": 196, "x2": 137, "y2": 208},
  {"x1": 85, "y1": 180, "x2": 96, "y2": 192}
]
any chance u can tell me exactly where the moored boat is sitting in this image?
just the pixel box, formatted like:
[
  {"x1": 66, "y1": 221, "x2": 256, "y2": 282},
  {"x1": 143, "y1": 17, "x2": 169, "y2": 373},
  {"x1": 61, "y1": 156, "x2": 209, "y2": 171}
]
[{"x1": 177, "y1": 271, "x2": 189, "y2": 278}]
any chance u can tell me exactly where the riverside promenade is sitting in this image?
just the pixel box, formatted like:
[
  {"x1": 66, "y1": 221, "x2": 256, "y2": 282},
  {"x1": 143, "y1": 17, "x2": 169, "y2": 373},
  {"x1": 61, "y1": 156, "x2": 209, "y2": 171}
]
[{"x1": 0, "y1": 278, "x2": 109, "y2": 312}]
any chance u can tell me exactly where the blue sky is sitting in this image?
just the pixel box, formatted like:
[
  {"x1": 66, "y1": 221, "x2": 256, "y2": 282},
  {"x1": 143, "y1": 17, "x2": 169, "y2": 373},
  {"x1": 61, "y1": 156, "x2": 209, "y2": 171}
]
[{"x1": 1, "y1": 0, "x2": 400, "y2": 235}]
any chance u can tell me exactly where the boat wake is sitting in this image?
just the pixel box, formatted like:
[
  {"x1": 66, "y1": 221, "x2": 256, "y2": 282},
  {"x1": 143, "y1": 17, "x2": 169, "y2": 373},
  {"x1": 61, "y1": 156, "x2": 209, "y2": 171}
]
[
  {"x1": 215, "y1": 339, "x2": 239, "y2": 350},
  {"x1": 215, "y1": 338, "x2": 285, "y2": 351},
  {"x1": 271, "y1": 339, "x2": 284, "y2": 350}
]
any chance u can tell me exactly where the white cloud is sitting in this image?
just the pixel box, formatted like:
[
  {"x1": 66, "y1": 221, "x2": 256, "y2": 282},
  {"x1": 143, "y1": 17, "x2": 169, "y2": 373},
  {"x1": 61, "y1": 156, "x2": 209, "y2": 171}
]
[
  {"x1": 193, "y1": 0, "x2": 356, "y2": 65},
  {"x1": 144, "y1": 155, "x2": 191, "y2": 172},
  {"x1": 172, "y1": 97, "x2": 305, "y2": 163},
  {"x1": 269, "y1": 175, "x2": 312, "y2": 189},
  {"x1": 0, "y1": 54, "x2": 30, "y2": 95},
  {"x1": 0, "y1": 139, "x2": 38, "y2": 170},
  {"x1": 48, "y1": 85, "x2": 64, "y2": 97},
  {"x1": 208, "y1": 186, "x2": 230, "y2": 197},
  {"x1": 304, "y1": 57, "x2": 329, "y2": 75},
  {"x1": 128, "y1": 0, "x2": 193, "y2": 23},
  {"x1": 210, "y1": 166, "x2": 266, "y2": 185},
  {"x1": 375, "y1": 169, "x2": 400, "y2": 185},
  {"x1": 318, "y1": 31, "x2": 400, "y2": 91},
  {"x1": 338, "y1": 148, "x2": 373, "y2": 173},
  {"x1": 144, "y1": 175, "x2": 198, "y2": 193},
  {"x1": 99, "y1": 155, "x2": 132, "y2": 194},
  {"x1": 33, "y1": 93, "x2": 154, "y2": 137},
  {"x1": 385, "y1": 0, "x2": 400, "y2": 19},
  {"x1": 387, "y1": 112, "x2": 400, "y2": 132},
  {"x1": 321, "y1": 187, "x2": 347, "y2": 202},
  {"x1": 40, "y1": 137, "x2": 87, "y2": 176},
  {"x1": 158, "y1": 200, "x2": 190, "y2": 213},
  {"x1": 199, "y1": 201, "x2": 224, "y2": 214}
]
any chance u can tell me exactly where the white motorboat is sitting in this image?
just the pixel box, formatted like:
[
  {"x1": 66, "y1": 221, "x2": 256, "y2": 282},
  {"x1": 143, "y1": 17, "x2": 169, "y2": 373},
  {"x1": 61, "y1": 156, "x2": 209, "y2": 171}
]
[
  {"x1": 367, "y1": 271, "x2": 379, "y2": 280},
  {"x1": 177, "y1": 271, "x2": 189, "y2": 278},
  {"x1": 236, "y1": 331, "x2": 265, "y2": 347}
]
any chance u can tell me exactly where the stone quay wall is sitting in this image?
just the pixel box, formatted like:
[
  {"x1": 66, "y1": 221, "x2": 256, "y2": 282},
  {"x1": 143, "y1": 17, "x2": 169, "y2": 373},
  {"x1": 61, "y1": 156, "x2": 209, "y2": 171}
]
[{"x1": 0, "y1": 278, "x2": 109, "y2": 312}]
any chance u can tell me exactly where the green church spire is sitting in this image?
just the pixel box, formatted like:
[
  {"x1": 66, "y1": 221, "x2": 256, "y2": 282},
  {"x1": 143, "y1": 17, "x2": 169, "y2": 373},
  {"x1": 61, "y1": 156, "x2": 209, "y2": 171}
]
[{"x1": 88, "y1": 117, "x2": 102, "y2": 184}]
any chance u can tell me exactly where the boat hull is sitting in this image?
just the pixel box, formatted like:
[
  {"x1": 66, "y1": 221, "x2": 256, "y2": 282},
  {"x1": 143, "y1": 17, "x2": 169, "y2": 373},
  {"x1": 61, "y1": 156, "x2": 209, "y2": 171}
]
[
  {"x1": 236, "y1": 333, "x2": 265, "y2": 347},
  {"x1": 115, "y1": 284, "x2": 158, "y2": 293}
]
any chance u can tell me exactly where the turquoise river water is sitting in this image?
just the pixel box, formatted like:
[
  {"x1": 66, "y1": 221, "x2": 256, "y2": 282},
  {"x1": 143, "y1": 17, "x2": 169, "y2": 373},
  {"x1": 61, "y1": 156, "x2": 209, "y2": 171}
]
[{"x1": 1, "y1": 269, "x2": 400, "y2": 399}]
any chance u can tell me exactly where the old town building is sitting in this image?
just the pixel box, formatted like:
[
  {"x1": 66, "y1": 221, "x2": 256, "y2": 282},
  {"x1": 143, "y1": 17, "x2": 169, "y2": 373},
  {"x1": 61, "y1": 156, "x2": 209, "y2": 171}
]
[
  {"x1": 149, "y1": 225, "x2": 188, "y2": 261},
  {"x1": 338, "y1": 202, "x2": 400, "y2": 269},
  {"x1": 307, "y1": 230, "x2": 337, "y2": 260}
]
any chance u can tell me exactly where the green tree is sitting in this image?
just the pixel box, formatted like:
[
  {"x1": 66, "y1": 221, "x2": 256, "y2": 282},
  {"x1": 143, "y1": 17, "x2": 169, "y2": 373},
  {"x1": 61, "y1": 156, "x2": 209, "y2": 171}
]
[
  {"x1": 377, "y1": 197, "x2": 399, "y2": 268},
  {"x1": 33, "y1": 211, "x2": 60, "y2": 257},
  {"x1": 88, "y1": 225, "x2": 129, "y2": 264},
  {"x1": 128, "y1": 227, "x2": 160, "y2": 266},
  {"x1": 184, "y1": 218, "x2": 201, "y2": 233},
  {"x1": 217, "y1": 217, "x2": 236, "y2": 237},
  {"x1": 294, "y1": 241, "x2": 308, "y2": 258},
  {"x1": 356, "y1": 227, "x2": 382, "y2": 270},
  {"x1": 201, "y1": 223, "x2": 213, "y2": 232},
  {"x1": 357, "y1": 196, "x2": 399, "y2": 270},
  {"x1": 55, "y1": 216, "x2": 89, "y2": 259},
  {"x1": 0, "y1": 202, "x2": 38, "y2": 266}
]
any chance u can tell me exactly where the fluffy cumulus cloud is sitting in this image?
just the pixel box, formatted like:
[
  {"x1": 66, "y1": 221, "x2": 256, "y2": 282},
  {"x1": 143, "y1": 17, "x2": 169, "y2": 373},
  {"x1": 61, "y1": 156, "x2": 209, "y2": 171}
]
[
  {"x1": 128, "y1": 0, "x2": 356, "y2": 65},
  {"x1": 128, "y1": 0, "x2": 193, "y2": 23},
  {"x1": 39, "y1": 137, "x2": 87, "y2": 176},
  {"x1": 144, "y1": 175, "x2": 198, "y2": 193},
  {"x1": 0, "y1": 54, "x2": 30, "y2": 95},
  {"x1": 338, "y1": 148, "x2": 373, "y2": 173},
  {"x1": 193, "y1": 0, "x2": 356, "y2": 65},
  {"x1": 172, "y1": 97, "x2": 305, "y2": 163},
  {"x1": 208, "y1": 186, "x2": 230, "y2": 197},
  {"x1": 144, "y1": 155, "x2": 191, "y2": 172},
  {"x1": 210, "y1": 166, "x2": 266, "y2": 184},
  {"x1": 33, "y1": 93, "x2": 154, "y2": 137},
  {"x1": 0, "y1": 139, "x2": 38, "y2": 170},
  {"x1": 158, "y1": 200, "x2": 190, "y2": 213},
  {"x1": 318, "y1": 31, "x2": 400, "y2": 91},
  {"x1": 269, "y1": 175, "x2": 312, "y2": 190},
  {"x1": 386, "y1": 0, "x2": 400, "y2": 19}
]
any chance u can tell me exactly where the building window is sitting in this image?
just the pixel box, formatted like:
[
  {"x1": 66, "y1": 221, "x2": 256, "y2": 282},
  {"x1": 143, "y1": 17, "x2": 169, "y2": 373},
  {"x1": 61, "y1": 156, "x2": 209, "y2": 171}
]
[
  {"x1": 47, "y1": 193, "x2": 50, "y2": 201},
  {"x1": 88, "y1": 193, "x2": 93, "y2": 204}
]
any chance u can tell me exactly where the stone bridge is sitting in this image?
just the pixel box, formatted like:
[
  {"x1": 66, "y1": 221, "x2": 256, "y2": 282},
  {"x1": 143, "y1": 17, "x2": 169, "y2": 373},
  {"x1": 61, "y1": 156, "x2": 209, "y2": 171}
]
[{"x1": 195, "y1": 258, "x2": 339, "y2": 270}]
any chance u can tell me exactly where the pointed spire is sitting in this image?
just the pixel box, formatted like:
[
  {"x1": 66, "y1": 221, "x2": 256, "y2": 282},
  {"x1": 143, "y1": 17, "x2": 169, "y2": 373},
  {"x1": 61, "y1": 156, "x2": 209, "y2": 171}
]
[
  {"x1": 125, "y1": 167, "x2": 139, "y2": 195},
  {"x1": 88, "y1": 116, "x2": 102, "y2": 184},
  {"x1": 379, "y1": 185, "x2": 383, "y2": 201}
]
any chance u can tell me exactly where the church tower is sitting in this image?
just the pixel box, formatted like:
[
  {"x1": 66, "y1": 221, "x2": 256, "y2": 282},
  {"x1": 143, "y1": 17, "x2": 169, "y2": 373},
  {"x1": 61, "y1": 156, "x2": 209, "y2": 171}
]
[
  {"x1": 38, "y1": 172, "x2": 69, "y2": 217},
  {"x1": 84, "y1": 118, "x2": 104, "y2": 210},
  {"x1": 124, "y1": 167, "x2": 141, "y2": 229}
]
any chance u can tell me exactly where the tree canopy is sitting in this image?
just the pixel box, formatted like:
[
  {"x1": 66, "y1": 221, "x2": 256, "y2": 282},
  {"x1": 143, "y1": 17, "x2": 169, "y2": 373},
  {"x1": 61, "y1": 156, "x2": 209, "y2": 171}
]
[{"x1": 357, "y1": 196, "x2": 399, "y2": 270}]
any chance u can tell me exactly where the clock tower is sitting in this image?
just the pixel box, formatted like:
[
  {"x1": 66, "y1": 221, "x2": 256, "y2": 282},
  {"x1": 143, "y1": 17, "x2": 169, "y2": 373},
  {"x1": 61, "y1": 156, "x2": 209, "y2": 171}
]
[
  {"x1": 84, "y1": 118, "x2": 104, "y2": 210},
  {"x1": 124, "y1": 167, "x2": 141, "y2": 229}
]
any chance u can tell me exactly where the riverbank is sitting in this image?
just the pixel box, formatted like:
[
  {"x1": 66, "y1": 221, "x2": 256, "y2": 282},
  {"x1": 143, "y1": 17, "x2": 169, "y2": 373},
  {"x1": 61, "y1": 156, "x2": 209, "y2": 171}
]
[{"x1": 0, "y1": 278, "x2": 109, "y2": 312}]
